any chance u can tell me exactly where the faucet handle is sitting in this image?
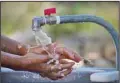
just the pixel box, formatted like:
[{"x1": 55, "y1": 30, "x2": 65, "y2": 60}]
[{"x1": 44, "y1": 8, "x2": 56, "y2": 16}]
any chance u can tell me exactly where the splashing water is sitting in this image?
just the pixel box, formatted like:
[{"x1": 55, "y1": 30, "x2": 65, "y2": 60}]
[
  {"x1": 32, "y1": 30, "x2": 52, "y2": 46},
  {"x1": 32, "y1": 30, "x2": 60, "y2": 65},
  {"x1": 32, "y1": 30, "x2": 93, "y2": 79}
]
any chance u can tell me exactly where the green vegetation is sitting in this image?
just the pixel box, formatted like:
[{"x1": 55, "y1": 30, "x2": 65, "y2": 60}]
[{"x1": 1, "y1": 2, "x2": 119, "y2": 37}]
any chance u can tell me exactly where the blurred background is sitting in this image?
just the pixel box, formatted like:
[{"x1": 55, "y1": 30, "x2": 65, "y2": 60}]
[{"x1": 1, "y1": 2, "x2": 119, "y2": 68}]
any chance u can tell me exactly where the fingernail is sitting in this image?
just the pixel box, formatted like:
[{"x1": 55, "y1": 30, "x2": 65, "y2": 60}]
[{"x1": 60, "y1": 73, "x2": 65, "y2": 77}]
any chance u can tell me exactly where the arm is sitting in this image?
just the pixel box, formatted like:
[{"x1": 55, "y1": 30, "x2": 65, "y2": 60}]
[
  {"x1": 1, "y1": 35, "x2": 28, "y2": 55},
  {"x1": 1, "y1": 51, "x2": 74, "y2": 78},
  {"x1": 1, "y1": 51, "x2": 23, "y2": 70},
  {"x1": 1, "y1": 51, "x2": 49, "y2": 71},
  {"x1": 1, "y1": 35, "x2": 45, "y2": 56}
]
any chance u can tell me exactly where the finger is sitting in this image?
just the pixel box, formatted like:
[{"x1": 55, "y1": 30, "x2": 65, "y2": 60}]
[
  {"x1": 46, "y1": 62, "x2": 74, "y2": 72},
  {"x1": 59, "y1": 59, "x2": 70, "y2": 64},
  {"x1": 61, "y1": 68, "x2": 72, "y2": 76},
  {"x1": 29, "y1": 45, "x2": 45, "y2": 54},
  {"x1": 32, "y1": 54, "x2": 50, "y2": 63},
  {"x1": 59, "y1": 59, "x2": 76, "y2": 64},
  {"x1": 57, "y1": 47, "x2": 81, "y2": 62},
  {"x1": 56, "y1": 47, "x2": 74, "y2": 60},
  {"x1": 47, "y1": 72, "x2": 63, "y2": 80},
  {"x1": 47, "y1": 68, "x2": 72, "y2": 80},
  {"x1": 73, "y1": 52, "x2": 82, "y2": 62},
  {"x1": 23, "y1": 53, "x2": 50, "y2": 64},
  {"x1": 39, "y1": 71, "x2": 61, "y2": 80},
  {"x1": 36, "y1": 64, "x2": 61, "y2": 73},
  {"x1": 60, "y1": 62, "x2": 75, "y2": 69},
  {"x1": 56, "y1": 47, "x2": 76, "y2": 61},
  {"x1": 48, "y1": 62, "x2": 74, "y2": 72}
]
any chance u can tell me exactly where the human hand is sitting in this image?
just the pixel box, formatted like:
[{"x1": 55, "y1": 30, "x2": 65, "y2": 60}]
[
  {"x1": 19, "y1": 53, "x2": 74, "y2": 80},
  {"x1": 39, "y1": 59, "x2": 74, "y2": 80},
  {"x1": 29, "y1": 42, "x2": 81, "y2": 62},
  {"x1": 24, "y1": 42, "x2": 81, "y2": 80}
]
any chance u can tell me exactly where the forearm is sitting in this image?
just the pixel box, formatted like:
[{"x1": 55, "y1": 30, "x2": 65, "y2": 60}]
[
  {"x1": 1, "y1": 35, "x2": 29, "y2": 55},
  {"x1": 1, "y1": 51, "x2": 23, "y2": 70}
]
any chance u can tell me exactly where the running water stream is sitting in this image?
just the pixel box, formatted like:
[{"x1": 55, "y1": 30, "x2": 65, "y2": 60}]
[
  {"x1": 32, "y1": 30, "x2": 61, "y2": 67},
  {"x1": 32, "y1": 29, "x2": 93, "y2": 78}
]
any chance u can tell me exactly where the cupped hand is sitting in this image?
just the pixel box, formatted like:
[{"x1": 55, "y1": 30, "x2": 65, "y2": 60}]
[
  {"x1": 23, "y1": 42, "x2": 81, "y2": 80},
  {"x1": 39, "y1": 59, "x2": 74, "y2": 80},
  {"x1": 19, "y1": 53, "x2": 74, "y2": 80},
  {"x1": 29, "y1": 42, "x2": 82, "y2": 62}
]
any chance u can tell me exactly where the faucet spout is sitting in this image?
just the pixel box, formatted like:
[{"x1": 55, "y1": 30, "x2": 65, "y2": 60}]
[
  {"x1": 31, "y1": 14, "x2": 119, "y2": 71},
  {"x1": 32, "y1": 17, "x2": 45, "y2": 31},
  {"x1": 32, "y1": 16, "x2": 57, "y2": 31}
]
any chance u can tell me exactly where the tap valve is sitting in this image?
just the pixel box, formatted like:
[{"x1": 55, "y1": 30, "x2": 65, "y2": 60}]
[
  {"x1": 44, "y1": 8, "x2": 56, "y2": 16},
  {"x1": 32, "y1": 8, "x2": 58, "y2": 31}
]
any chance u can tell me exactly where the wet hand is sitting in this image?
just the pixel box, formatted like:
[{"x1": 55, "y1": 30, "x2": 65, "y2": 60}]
[
  {"x1": 39, "y1": 59, "x2": 74, "y2": 80},
  {"x1": 29, "y1": 42, "x2": 82, "y2": 62},
  {"x1": 19, "y1": 54, "x2": 74, "y2": 80}
]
